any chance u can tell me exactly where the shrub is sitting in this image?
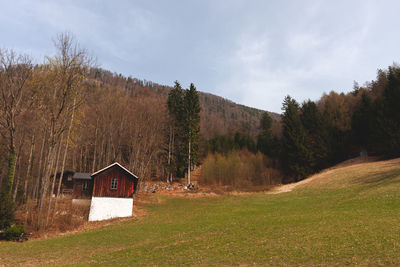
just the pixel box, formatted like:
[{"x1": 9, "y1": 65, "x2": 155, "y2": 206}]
[
  {"x1": 200, "y1": 149, "x2": 284, "y2": 187},
  {"x1": 2, "y1": 224, "x2": 26, "y2": 241},
  {"x1": 0, "y1": 192, "x2": 15, "y2": 230}
]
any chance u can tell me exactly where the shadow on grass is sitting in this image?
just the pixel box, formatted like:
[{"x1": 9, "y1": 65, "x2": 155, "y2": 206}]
[{"x1": 353, "y1": 168, "x2": 400, "y2": 187}]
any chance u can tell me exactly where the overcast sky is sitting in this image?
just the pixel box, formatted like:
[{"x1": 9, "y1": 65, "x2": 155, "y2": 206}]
[{"x1": 1, "y1": 0, "x2": 400, "y2": 113}]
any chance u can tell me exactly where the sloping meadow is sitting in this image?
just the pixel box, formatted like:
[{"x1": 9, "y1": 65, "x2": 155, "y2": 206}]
[{"x1": 1, "y1": 159, "x2": 400, "y2": 265}]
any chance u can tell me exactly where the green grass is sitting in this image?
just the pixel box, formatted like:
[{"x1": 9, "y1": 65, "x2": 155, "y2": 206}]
[{"x1": 2, "y1": 159, "x2": 400, "y2": 266}]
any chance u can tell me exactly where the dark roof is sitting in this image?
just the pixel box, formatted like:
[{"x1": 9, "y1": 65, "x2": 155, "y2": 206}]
[
  {"x1": 91, "y1": 162, "x2": 138, "y2": 180},
  {"x1": 72, "y1": 172, "x2": 92, "y2": 180}
]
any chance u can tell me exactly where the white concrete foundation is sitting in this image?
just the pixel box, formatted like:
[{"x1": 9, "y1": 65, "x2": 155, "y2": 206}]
[{"x1": 88, "y1": 197, "x2": 133, "y2": 221}]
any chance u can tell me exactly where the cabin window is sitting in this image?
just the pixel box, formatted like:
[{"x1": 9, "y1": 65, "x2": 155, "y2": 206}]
[{"x1": 111, "y1": 178, "x2": 118, "y2": 190}]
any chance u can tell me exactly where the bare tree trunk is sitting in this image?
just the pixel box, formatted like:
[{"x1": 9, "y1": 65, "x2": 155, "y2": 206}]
[
  {"x1": 167, "y1": 126, "x2": 172, "y2": 183},
  {"x1": 12, "y1": 139, "x2": 24, "y2": 201},
  {"x1": 92, "y1": 119, "x2": 99, "y2": 173},
  {"x1": 53, "y1": 97, "x2": 76, "y2": 221},
  {"x1": 171, "y1": 128, "x2": 175, "y2": 183},
  {"x1": 99, "y1": 137, "x2": 105, "y2": 169},
  {"x1": 107, "y1": 131, "x2": 112, "y2": 164},
  {"x1": 30, "y1": 132, "x2": 46, "y2": 224},
  {"x1": 82, "y1": 146, "x2": 85, "y2": 171},
  {"x1": 33, "y1": 133, "x2": 46, "y2": 202},
  {"x1": 24, "y1": 135, "x2": 35, "y2": 223},
  {"x1": 79, "y1": 146, "x2": 83, "y2": 172},
  {"x1": 46, "y1": 132, "x2": 63, "y2": 227},
  {"x1": 23, "y1": 135, "x2": 35, "y2": 200},
  {"x1": 37, "y1": 144, "x2": 55, "y2": 228},
  {"x1": 188, "y1": 138, "x2": 191, "y2": 185},
  {"x1": 12, "y1": 168, "x2": 19, "y2": 201},
  {"x1": 12, "y1": 153, "x2": 20, "y2": 202}
]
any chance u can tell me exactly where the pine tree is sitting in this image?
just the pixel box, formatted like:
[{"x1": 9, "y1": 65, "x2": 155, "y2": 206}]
[{"x1": 280, "y1": 96, "x2": 312, "y2": 181}]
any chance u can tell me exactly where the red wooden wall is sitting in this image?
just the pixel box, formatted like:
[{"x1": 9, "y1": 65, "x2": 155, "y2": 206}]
[{"x1": 92, "y1": 166, "x2": 135, "y2": 198}]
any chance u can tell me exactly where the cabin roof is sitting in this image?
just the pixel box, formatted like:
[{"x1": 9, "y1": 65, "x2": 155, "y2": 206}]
[
  {"x1": 91, "y1": 162, "x2": 138, "y2": 180},
  {"x1": 72, "y1": 172, "x2": 92, "y2": 180}
]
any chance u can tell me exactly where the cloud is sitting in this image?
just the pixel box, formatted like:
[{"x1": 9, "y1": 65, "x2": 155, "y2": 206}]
[
  {"x1": 1, "y1": 0, "x2": 400, "y2": 113},
  {"x1": 212, "y1": 1, "x2": 385, "y2": 112}
]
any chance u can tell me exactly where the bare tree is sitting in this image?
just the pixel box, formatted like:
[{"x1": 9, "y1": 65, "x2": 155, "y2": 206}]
[
  {"x1": 0, "y1": 49, "x2": 32, "y2": 197},
  {"x1": 36, "y1": 32, "x2": 91, "y2": 228}
]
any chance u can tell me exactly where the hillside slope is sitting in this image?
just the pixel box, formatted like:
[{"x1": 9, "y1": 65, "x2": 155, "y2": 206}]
[
  {"x1": 89, "y1": 68, "x2": 281, "y2": 139},
  {"x1": 2, "y1": 158, "x2": 400, "y2": 266},
  {"x1": 270, "y1": 157, "x2": 395, "y2": 194}
]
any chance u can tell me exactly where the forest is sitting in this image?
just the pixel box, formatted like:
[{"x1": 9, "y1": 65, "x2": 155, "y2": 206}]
[
  {"x1": 0, "y1": 33, "x2": 276, "y2": 233},
  {"x1": 1, "y1": 33, "x2": 400, "y2": 235}
]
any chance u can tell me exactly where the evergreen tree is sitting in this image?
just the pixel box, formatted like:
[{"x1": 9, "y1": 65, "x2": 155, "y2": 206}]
[
  {"x1": 300, "y1": 100, "x2": 330, "y2": 171},
  {"x1": 257, "y1": 112, "x2": 273, "y2": 155},
  {"x1": 378, "y1": 66, "x2": 400, "y2": 156},
  {"x1": 351, "y1": 92, "x2": 375, "y2": 152},
  {"x1": 184, "y1": 83, "x2": 201, "y2": 184},
  {"x1": 0, "y1": 191, "x2": 15, "y2": 231},
  {"x1": 280, "y1": 96, "x2": 312, "y2": 181},
  {"x1": 166, "y1": 81, "x2": 186, "y2": 177},
  {"x1": 166, "y1": 81, "x2": 201, "y2": 182},
  {"x1": 167, "y1": 81, "x2": 184, "y2": 122}
]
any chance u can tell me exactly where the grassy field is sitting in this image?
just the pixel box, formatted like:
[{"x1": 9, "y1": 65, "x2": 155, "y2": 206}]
[{"x1": 1, "y1": 159, "x2": 400, "y2": 266}]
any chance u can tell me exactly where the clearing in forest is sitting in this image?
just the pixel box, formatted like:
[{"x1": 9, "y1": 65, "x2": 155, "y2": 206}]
[{"x1": 1, "y1": 158, "x2": 400, "y2": 266}]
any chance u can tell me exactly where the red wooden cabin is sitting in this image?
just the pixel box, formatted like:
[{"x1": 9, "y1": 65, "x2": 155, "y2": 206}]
[{"x1": 91, "y1": 162, "x2": 139, "y2": 198}]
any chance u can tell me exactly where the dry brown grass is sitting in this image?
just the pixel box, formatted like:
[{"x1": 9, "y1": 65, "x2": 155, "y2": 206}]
[{"x1": 269, "y1": 157, "x2": 400, "y2": 194}]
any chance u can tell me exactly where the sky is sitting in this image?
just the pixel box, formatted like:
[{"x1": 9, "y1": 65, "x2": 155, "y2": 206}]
[{"x1": 1, "y1": 0, "x2": 400, "y2": 113}]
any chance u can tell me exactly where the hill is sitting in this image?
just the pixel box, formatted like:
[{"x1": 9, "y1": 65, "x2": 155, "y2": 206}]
[
  {"x1": 89, "y1": 68, "x2": 281, "y2": 139},
  {"x1": 2, "y1": 157, "x2": 400, "y2": 265}
]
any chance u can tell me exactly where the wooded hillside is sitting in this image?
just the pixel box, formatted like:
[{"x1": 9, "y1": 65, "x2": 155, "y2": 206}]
[
  {"x1": 0, "y1": 34, "x2": 280, "y2": 231},
  {"x1": 87, "y1": 68, "x2": 280, "y2": 139}
]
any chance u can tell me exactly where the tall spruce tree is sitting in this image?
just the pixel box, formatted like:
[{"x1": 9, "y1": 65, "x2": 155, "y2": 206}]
[
  {"x1": 167, "y1": 81, "x2": 186, "y2": 177},
  {"x1": 184, "y1": 83, "x2": 201, "y2": 185},
  {"x1": 280, "y1": 96, "x2": 312, "y2": 181},
  {"x1": 300, "y1": 100, "x2": 330, "y2": 171}
]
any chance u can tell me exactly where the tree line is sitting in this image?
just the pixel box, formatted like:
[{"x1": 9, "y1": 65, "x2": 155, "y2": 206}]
[
  {"x1": 201, "y1": 64, "x2": 400, "y2": 185},
  {"x1": 279, "y1": 65, "x2": 400, "y2": 181}
]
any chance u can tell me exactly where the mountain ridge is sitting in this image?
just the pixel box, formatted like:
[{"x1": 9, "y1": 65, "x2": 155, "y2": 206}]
[{"x1": 88, "y1": 68, "x2": 281, "y2": 139}]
